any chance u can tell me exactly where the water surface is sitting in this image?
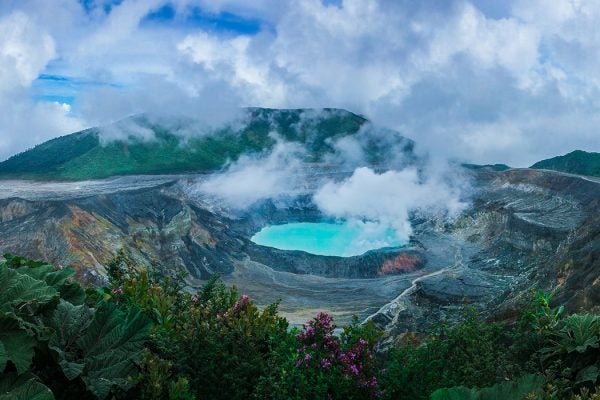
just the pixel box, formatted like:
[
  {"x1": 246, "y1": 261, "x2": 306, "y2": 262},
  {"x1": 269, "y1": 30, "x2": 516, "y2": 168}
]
[{"x1": 251, "y1": 222, "x2": 402, "y2": 257}]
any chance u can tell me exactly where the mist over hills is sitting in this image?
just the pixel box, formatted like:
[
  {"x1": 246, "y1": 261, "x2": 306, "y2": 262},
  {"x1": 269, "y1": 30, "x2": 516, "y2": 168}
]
[
  {"x1": 1, "y1": 107, "x2": 596, "y2": 183},
  {"x1": 0, "y1": 106, "x2": 598, "y2": 332},
  {"x1": 0, "y1": 108, "x2": 390, "y2": 181}
]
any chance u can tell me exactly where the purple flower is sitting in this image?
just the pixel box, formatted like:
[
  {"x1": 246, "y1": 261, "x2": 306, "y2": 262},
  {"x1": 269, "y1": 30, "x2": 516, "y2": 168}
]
[{"x1": 320, "y1": 359, "x2": 332, "y2": 370}]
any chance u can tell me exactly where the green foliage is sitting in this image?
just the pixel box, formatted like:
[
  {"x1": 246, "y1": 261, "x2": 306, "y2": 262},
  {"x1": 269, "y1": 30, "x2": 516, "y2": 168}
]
[
  {"x1": 0, "y1": 109, "x2": 367, "y2": 181},
  {"x1": 160, "y1": 280, "x2": 289, "y2": 400},
  {"x1": 525, "y1": 291, "x2": 565, "y2": 336},
  {"x1": 48, "y1": 301, "x2": 152, "y2": 399},
  {"x1": 0, "y1": 254, "x2": 152, "y2": 399},
  {"x1": 0, "y1": 372, "x2": 54, "y2": 400},
  {"x1": 531, "y1": 150, "x2": 600, "y2": 177},
  {"x1": 537, "y1": 314, "x2": 600, "y2": 395},
  {"x1": 134, "y1": 351, "x2": 195, "y2": 400},
  {"x1": 431, "y1": 374, "x2": 544, "y2": 400},
  {"x1": 105, "y1": 251, "x2": 290, "y2": 400},
  {"x1": 7, "y1": 253, "x2": 600, "y2": 400},
  {"x1": 382, "y1": 308, "x2": 512, "y2": 400},
  {"x1": 259, "y1": 313, "x2": 381, "y2": 400}
]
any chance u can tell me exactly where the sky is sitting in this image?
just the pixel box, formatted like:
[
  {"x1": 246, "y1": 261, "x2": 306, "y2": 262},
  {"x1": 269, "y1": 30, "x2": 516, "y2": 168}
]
[{"x1": 0, "y1": 0, "x2": 599, "y2": 166}]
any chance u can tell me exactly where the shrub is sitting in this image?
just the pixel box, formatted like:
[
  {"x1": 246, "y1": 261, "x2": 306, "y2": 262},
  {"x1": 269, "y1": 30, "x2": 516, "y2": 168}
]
[
  {"x1": 382, "y1": 308, "x2": 512, "y2": 400},
  {"x1": 0, "y1": 254, "x2": 152, "y2": 400},
  {"x1": 260, "y1": 312, "x2": 381, "y2": 400}
]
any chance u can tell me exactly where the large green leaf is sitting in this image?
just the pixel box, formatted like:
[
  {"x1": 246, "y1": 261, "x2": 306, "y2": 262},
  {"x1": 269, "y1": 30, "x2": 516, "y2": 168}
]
[
  {"x1": 77, "y1": 302, "x2": 150, "y2": 359},
  {"x1": 576, "y1": 365, "x2": 600, "y2": 385},
  {"x1": 46, "y1": 300, "x2": 93, "y2": 380},
  {"x1": 78, "y1": 303, "x2": 151, "y2": 399},
  {"x1": 0, "y1": 373, "x2": 54, "y2": 400},
  {"x1": 431, "y1": 374, "x2": 544, "y2": 400},
  {"x1": 15, "y1": 264, "x2": 69, "y2": 286},
  {"x1": 57, "y1": 281, "x2": 86, "y2": 306},
  {"x1": 0, "y1": 317, "x2": 36, "y2": 374},
  {"x1": 431, "y1": 387, "x2": 477, "y2": 400},
  {"x1": 0, "y1": 266, "x2": 58, "y2": 314},
  {"x1": 47, "y1": 302, "x2": 151, "y2": 399},
  {"x1": 0, "y1": 341, "x2": 6, "y2": 372},
  {"x1": 15, "y1": 264, "x2": 85, "y2": 306},
  {"x1": 559, "y1": 314, "x2": 600, "y2": 354}
]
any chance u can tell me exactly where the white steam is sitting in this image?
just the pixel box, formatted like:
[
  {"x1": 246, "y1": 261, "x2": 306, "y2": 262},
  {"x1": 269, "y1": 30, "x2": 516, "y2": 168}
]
[
  {"x1": 313, "y1": 167, "x2": 467, "y2": 243},
  {"x1": 190, "y1": 118, "x2": 469, "y2": 253},
  {"x1": 196, "y1": 138, "x2": 307, "y2": 209}
]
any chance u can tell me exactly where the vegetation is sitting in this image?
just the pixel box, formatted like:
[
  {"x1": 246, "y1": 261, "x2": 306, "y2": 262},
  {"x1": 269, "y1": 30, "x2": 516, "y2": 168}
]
[
  {"x1": 0, "y1": 109, "x2": 366, "y2": 181},
  {"x1": 531, "y1": 150, "x2": 600, "y2": 177},
  {"x1": 4, "y1": 253, "x2": 600, "y2": 399},
  {"x1": 462, "y1": 163, "x2": 511, "y2": 171}
]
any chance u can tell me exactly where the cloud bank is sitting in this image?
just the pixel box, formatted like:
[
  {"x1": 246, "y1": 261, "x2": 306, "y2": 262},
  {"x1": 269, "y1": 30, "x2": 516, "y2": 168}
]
[{"x1": 0, "y1": 0, "x2": 600, "y2": 166}]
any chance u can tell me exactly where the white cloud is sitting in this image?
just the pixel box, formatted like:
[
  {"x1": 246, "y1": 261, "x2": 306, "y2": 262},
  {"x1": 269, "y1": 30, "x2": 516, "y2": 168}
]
[
  {"x1": 0, "y1": 11, "x2": 82, "y2": 159},
  {"x1": 0, "y1": 11, "x2": 55, "y2": 89},
  {"x1": 1, "y1": 0, "x2": 600, "y2": 165},
  {"x1": 313, "y1": 166, "x2": 467, "y2": 243},
  {"x1": 195, "y1": 139, "x2": 307, "y2": 209},
  {"x1": 426, "y1": 2, "x2": 540, "y2": 88}
]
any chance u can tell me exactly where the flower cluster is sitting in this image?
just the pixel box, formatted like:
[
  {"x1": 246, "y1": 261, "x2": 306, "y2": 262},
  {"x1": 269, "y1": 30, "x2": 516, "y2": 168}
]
[
  {"x1": 222, "y1": 294, "x2": 252, "y2": 320},
  {"x1": 293, "y1": 312, "x2": 380, "y2": 397},
  {"x1": 295, "y1": 312, "x2": 340, "y2": 369},
  {"x1": 339, "y1": 338, "x2": 378, "y2": 393},
  {"x1": 231, "y1": 294, "x2": 250, "y2": 314},
  {"x1": 112, "y1": 286, "x2": 123, "y2": 305}
]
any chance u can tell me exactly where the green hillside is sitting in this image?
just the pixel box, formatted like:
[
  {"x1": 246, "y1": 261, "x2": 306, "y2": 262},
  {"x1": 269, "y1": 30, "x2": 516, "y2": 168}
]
[
  {"x1": 531, "y1": 150, "x2": 600, "y2": 177},
  {"x1": 462, "y1": 163, "x2": 511, "y2": 171},
  {"x1": 0, "y1": 108, "x2": 367, "y2": 181}
]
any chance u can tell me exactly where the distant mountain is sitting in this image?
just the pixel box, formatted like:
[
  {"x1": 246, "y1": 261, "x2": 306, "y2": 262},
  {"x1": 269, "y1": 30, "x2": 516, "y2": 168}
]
[
  {"x1": 462, "y1": 163, "x2": 511, "y2": 172},
  {"x1": 0, "y1": 108, "x2": 377, "y2": 181},
  {"x1": 531, "y1": 150, "x2": 600, "y2": 177}
]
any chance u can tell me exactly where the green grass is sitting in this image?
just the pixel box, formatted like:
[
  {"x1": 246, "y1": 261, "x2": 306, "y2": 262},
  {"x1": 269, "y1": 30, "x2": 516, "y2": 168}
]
[
  {"x1": 0, "y1": 108, "x2": 366, "y2": 181},
  {"x1": 531, "y1": 150, "x2": 600, "y2": 177}
]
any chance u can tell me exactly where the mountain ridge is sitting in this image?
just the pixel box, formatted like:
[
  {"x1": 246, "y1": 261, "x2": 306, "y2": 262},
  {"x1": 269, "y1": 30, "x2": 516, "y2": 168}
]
[
  {"x1": 0, "y1": 108, "x2": 372, "y2": 181},
  {"x1": 531, "y1": 149, "x2": 600, "y2": 177}
]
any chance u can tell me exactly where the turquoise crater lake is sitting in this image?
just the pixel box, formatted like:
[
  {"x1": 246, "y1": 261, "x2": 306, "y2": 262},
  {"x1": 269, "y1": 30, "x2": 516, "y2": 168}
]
[{"x1": 250, "y1": 222, "x2": 402, "y2": 257}]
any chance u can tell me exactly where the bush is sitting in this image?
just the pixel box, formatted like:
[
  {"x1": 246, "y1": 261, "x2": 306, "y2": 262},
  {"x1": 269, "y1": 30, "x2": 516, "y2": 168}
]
[
  {"x1": 106, "y1": 251, "x2": 290, "y2": 400},
  {"x1": 0, "y1": 254, "x2": 152, "y2": 400},
  {"x1": 382, "y1": 308, "x2": 513, "y2": 400},
  {"x1": 258, "y1": 313, "x2": 381, "y2": 400},
  {"x1": 7, "y1": 252, "x2": 600, "y2": 400}
]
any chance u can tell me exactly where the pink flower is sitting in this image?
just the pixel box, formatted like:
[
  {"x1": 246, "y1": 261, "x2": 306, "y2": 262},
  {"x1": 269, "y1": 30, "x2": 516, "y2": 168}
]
[{"x1": 230, "y1": 294, "x2": 250, "y2": 314}]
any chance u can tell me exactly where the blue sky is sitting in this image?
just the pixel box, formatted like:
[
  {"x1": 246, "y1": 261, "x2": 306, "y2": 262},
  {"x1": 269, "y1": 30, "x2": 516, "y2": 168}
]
[
  {"x1": 0, "y1": 0, "x2": 600, "y2": 165},
  {"x1": 32, "y1": 1, "x2": 266, "y2": 108}
]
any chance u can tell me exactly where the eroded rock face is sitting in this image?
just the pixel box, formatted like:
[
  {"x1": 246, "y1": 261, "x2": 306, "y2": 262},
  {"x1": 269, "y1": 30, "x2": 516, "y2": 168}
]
[
  {"x1": 371, "y1": 169, "x2": 600, "y2": 340},
  {"x1": 0, "y1": 168, "x2": 597, "y2": 331}
]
